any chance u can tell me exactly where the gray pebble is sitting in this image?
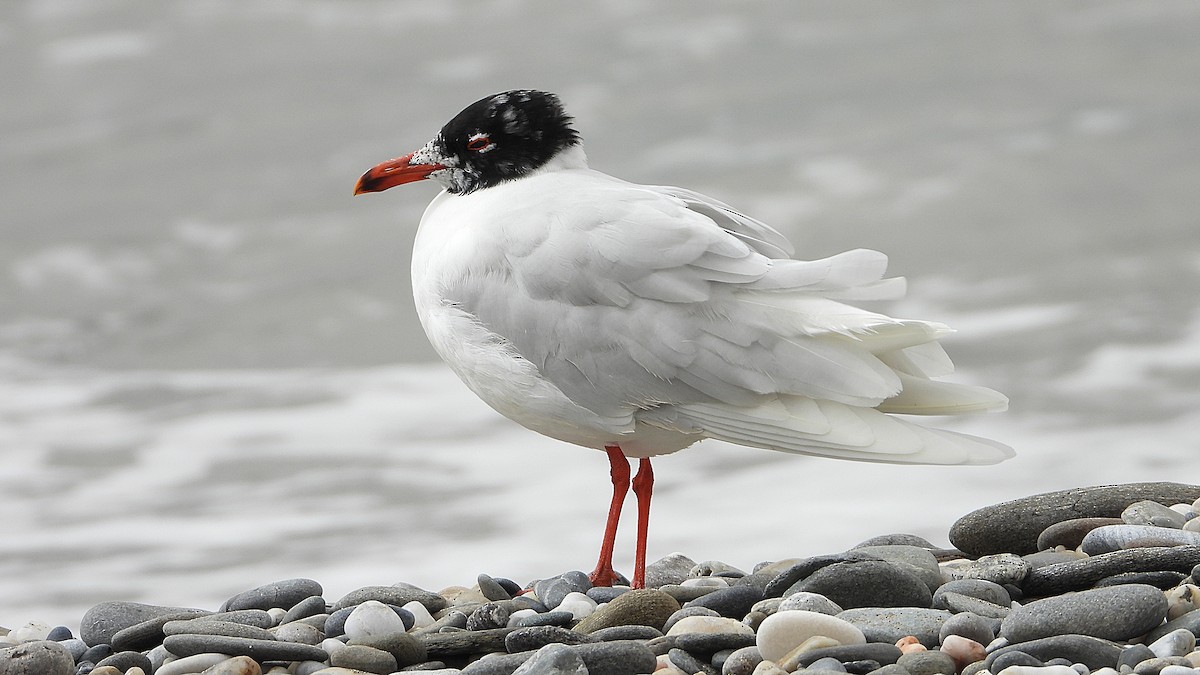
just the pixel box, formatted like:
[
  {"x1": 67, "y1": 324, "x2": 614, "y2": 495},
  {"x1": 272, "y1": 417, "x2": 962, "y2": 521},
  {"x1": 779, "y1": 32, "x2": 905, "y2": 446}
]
[
  {"x1": 573, "y1": 640, "x2": 659, "y2": 675},
  {"x1": 1123, "y1": 500, "x2": 1188, "y2": 528},
  {"x1": 534, "y1": 577, "x2": 581, "y2": 610},
  {"x1": 942, "y1": 554, "x2": 1030, "y2": 587},
  {"x1": 79, "y1": 643, "x2": 112, "y2": 664},
  {"x1": 660, "y1": 584, "x2": 718, "y2": 603},
  {"x1": 932, "y1": 579, "x2": 1010, "y2": 608},
  {"x1": 853, "y1": 533, "x2": 938, "y2": 549},
  {"x1": 330, "y1": 644, "x2": 398, "y2": 674},
  {"x1": 990, "y1": 650, "x2": 1045, "y2": 671},
  {"x1": 1095, "y1": 571, "x2": 1189, "y2": 589},
  {"x1": 644, "y1": 553, "x2": 697, "y2": 589},
  {"x1": 281, "y1": 595, "x2": 328, "y2": 624},
  {"x1": 872, "y1": 664, "x2": 914, "y2": 675},
  {"x1": 94, "y1": 650, "x2": 152, "y2": 673},
  {"x1": 203, "y1": 609, "x2": 276, "y2": 628},
  {"x1": 763, "y1": 554, "x2": 854, "y2": 598},
  {"x1": 672, "y1": 632, "x2": 755, "y2": 655},
  {"x1": 792, "y1": 560, "x2": 933, "y2": 609},
  {"x1": 57, "y1": 639, "x2": 87, "y2": 662},
  {"x1": 164, "y1": 618, "x2": 276, "y2": 640},
  {"x1": 0, "y1": 640, "x2": 75, "y2": 675},
  {"x1": 79, "y1": 601, "x2": 209, "y2": 647},
  {"x1": 1024, "y1": 546, "x2": 1200, "y2": 596},
  {"x1": 162, "y1": 633, "x2": 328, "y2": 661},
  {"x1": 477, "y1": 573, "x2": 512, "y2": 602},
  {"x1": 586, "y1": 586, "x2": 629, "y2": 604},
  {"x1": 466, "y1": 602, "x2": 511, "y2": 631},
  {"x1": 223, "y1": 578, "x2": 323, "y2": 612},
  {"x1": 573, "y1": 589, "x2": 680, "y2": 634},
  {"x1": 939, "y1": 611, "x2": 997, "y2": 645},
  {"x1": 986, "y1": 634, "x2": 1124, "y2": 670},
  {"x1": 662, "y1": 606, "x2": 719, "y2": 633},
  {"x1": 505, "y1": 625, "x2": 593, "y2": 652},
  {"x1": 787, "y1": 643, "x2": 903, "y2": 668},
  {"x1": 683, "y1": 585, "x2": 763, "y2": 619},
  {"x1": 1037, "y1": 518, "x2": 1125, "y2": 551},
  {"x1": 809, "y1": 656, "x2": 848, "y2": 671},
  {"x1": 1120, "y1": 645, "x2": 1158, "y2": 670},
  {"x1": 935, "y1": 592, "x2": 1009, "y2": 619},
  {"x1": 777, "y1": 592, "x2": 841, "y2": 615},
  {"x1": 333, "y1": 584, "x2": 448, "y2": 614},
  {"x1": 272, "y1": 620, "x2": 325, "y2": 644},
  {"x1": 44, "y1": 626, "x2": 72, "y2": 642},
  {"x1": 349, "y1": 630, "x2": 428, "y2": 668},
  {"x1": 515, "y1": 644, "x2": 588, "y2": 675},
  {"x1": 1145, "y1": 608, "x2": 1200, "y2": 643},
  {"x1": 1023, "y1": 549, "x2": 1086, "y2": 569},
  {"x1": 669, "y1": 647, "x2": 719, "y2": 675},
  {"x1": 851, "y1": 546, "x2": 944, "y2": 592},
  {"x1": 720, "y1": 646, "x2": 763, "y2": 675},
  {"x1": 460, "y1": 651, "x2": 532, "y2": 675},
  {"x1": 1134, "y1": 657, "x2": 1193, "y2": 675},
  {"x1": 999, "y1": 583, "x2": 1168, "y2": 642},
  {"x1": 516, "y1": 610, "x2": 575, "y2": 628},
  {"x1": 837, "y1": 607, "x2": 950, "y2": 647},
  {"x1": 691, "y1": 561, "x2": 746, "y2": 578},
  {"x1": 949, "y1": 482, "x2": 1200, "y2": 556},
  {"x1": 110, "y1": 609, "x2": 213, "y2": 651},
  {"x1": 587, "y1": 625, "x2": 663, "y2": 642},
  {"x1": 898, "y1": 650, "x2": 957, "y2": 675},
  {"x1": 1082, "y1": 525, "x2": 1200, "y2": 555},
  {"x1": 418, "y1": 627, "x2": 515, "y2": 658}
]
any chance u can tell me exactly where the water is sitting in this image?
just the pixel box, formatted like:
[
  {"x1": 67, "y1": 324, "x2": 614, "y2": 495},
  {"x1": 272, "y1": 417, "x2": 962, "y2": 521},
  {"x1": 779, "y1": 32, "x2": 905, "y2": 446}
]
[{"x1": 2, "y1": 1, "x2": 1199, "y2": 629}]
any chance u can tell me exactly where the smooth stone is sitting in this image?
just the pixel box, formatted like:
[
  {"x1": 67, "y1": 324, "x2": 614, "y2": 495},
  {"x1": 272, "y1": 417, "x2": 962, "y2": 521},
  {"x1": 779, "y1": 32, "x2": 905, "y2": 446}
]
[
  {"x1": 669, "y1": 647, "x2": 718, "y2": 675},
  {"x1": 403, "y1": 600, "x2": 437, "y2": 630},
  {"x1": 587, "y1": 625, "x2": 663, "y2": 642},
  {"x1": 939, "y1": 611, "x2": 997, "y2": 645},
  {"x1": 112, "y1": 609, "x2": 215, "y2": 651},
  {"x1": 1166, "y1": 584, "x2": 1200, "y2": 620},
  {"x1": 751, "y1": 661, "x2": 789, "y2": 675},
  {"x1": 586, "y1": 586, "x2": 630, "y2": 604},
  {"x1": 90, "y1": 667, "x2": 124, "y2": 675},
  {"x1": 1160, "y1": 667, "x2": 1200, "y2": 675},
  {"x1": 1133, "y1": 657, "x2": 1193, "y2": 675},
  {"x1": 851, "y1": 546, "x2": 944, "y2": 592},
  {"x1": 223, "y1": 579, "x2": 323, "y2": 612},
  {"x1": 692, "y1": 561, "x2": 747, "y2": 578},
  {"x1": 573, "y1": 640, "x2": 659, "y2": 675},
  {"x1": 348, "y1": 630, "x2": 427, "y2": 668},
  {"x1": 764, "y1": 555, "x2": 857, "y2": 599},
  {"x1": 898, "y1": 650, "x2": 957, "y2": 675},
  {"x1": 281, "y1": 596, "x2": 328, "y2": 625},
  {"x1": 574, "y1": 589, "x2": 680, "y2": 633},
  {"x1": 344, "y1": 600, "x2": 408, "y2": 640},
  {"x1": 96, "y1": 650, "x2": 153, "y2": 673},
  {"x1": 836, "y1": 608, "x2": 949, "y2": 648},
  {"x1": 1095, "y1": 571, "x2": 1189, "y2": 590},
  {"x1": 673, "y1": 632, "x2": 756, "y2": 655},
  {"x1": 996, "y1": 666, "x2": 1078, "y2": 675},
  {"x1": 1024, "y1": 546, "x2": 1200, "y2": 596},
  {"x1": 932, "y1": 579, "x2": 1011, "y2": 608},
  {"x1": 418, "y1": 628, "x2": 516, "y2": 658},
  {"x1": 756, "y1": 610, "x2": 865, "y2": 663},
  {"x1": 685, "y1": 585, "x2": 764, "y2": 619},
  {"x1": 329, "y1": 644, "x2": 397, "y2": 674},
  {"x1": 204, "y1": 610, "x2": 276, "y2": 629},
  {"x1": 196, "y1": 655, "x2": 261, "y2": 675},
  {"x1": 162, "y1": 634, "x2": 328, "y2": 661},
  {"x1": 645, "y1": 553, "x2": 698, "y2": 589},
  {"x1": 273, "y1": 621, "x2": 325, "y2": 645},
  {"x1": 1124, "y1": 501, "x2": 1188, "y2": 528},
  {"x1": 517, "y1": 611, "x2": 575, "y2": 628},
  {"x1": 1000, "y1": 584, "x2": 1168, "y2": 642},
  {"x1": 789, "y1": 560, "x2": 933, "y2": 609},
  {"x1": 785, "y1": 643, "x2": 902, "y2": 668},
  {"x1": 80, "y1": 602, "x2": 210, "y2": 647},
  {"x1": 950, "y1": 483, "x2": 1200, "y2": 556},
  {"x1": 155, "y1": 653, "x2": 235, "y2": 675},
  {"x1": 941, "y1": 554, "x2": 1031, "y2": 587},
  {"x1": 507, "y1": 608, "x2": 538, "y2": 627},
  {"x1": 466, "y1": 603, "x2": 511, "y2": 631},
  {"x1": 1037, "y1": 518, "x2": 1126, "y2": 551},
  {"x1": 556, "y1": 592, "x2": 597, "y2": 621},
  {"x1": 991, "y1": 651, "x2": 1046, "y2": 670},
  {"x1": 663, "y1": 607, "x2": 721, "y2": 633},
  {"x1": 477, "y1": 574, "x2": 512, "y2": 602},
  {"x1": 1150, "y1": 629, "x2": 1197, "y2": 659},
  {"x1": 165, "y1": 619, "x2": 276, "y2": 641},
  {"x1": 58, "y1": 638, "x2": 87, "y2": 662},
  {"x1": 682, "y1": 577, "x2": 731, "y2": 589},
  {"x1": 661, "y1": 585, "x2": 719, "y2": 603},
  {"x1": 941, "y1": 634, "x2": 988, "y2": 670},
  {"x1": 666, "y1": 616, "x2": 755, "y2": 637},
  {"x1": 854, "y1": 534, "x2": 938, "y2": 549},
  {"x1": 778, "y1": 592, "x2": 842, "y2": 615},
  {"x1": 0, "y1": 640, "x2": 74, "y2": 675},
  {"x1": 7, "y1": 621, "x2": 52, "y2": 643},
  {"x1": 512, "y1": 644, "x2": 588, "y2": 675},
  {"x1": 80, "y1": 643, "x2": 113, "y2": 663},
  {"x1": 938, "y1": 592, "x2": 1010, "y2": 619},
  {"x1": 333, "y1": 584, "x2": 448, "y2": 614},
  {"x1": 986, "y1": 635, "x2": 1124, "y2": 670},
  {"x1": 1083, "y1": 525, "x2": 1200, "y2": 555},
  {"x1": 1119, "y1": 645, "x2": 1158, "y2": 670},
  {"x1": 1023, "y1": 550, "x2": 1087, "y2": 569},
  {"x1": 534, "y1": 576, "x2": 587, "y2": 611},
  {"x1": 506, "y1": 625, "x2": 593, "y2": 652},
  {"x1": 720, "y1": 646, "x2": 763, "y2": 675},
  {"x1": 1146, "y1": 609, "x2": 1200, "y2": 643}
]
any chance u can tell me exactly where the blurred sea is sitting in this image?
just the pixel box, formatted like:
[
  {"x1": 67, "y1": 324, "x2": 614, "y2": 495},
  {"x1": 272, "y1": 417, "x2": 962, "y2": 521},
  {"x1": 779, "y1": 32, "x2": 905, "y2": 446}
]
[{"x1": 2, "y1": 1, "x2": 1199, "y2": 629}]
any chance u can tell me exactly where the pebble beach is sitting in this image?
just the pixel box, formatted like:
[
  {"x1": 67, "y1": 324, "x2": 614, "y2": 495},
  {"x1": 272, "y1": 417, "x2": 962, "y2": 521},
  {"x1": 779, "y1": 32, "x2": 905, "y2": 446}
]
[{"x1": 7, "y1": 482, "x2": 1200, "y2": 675}]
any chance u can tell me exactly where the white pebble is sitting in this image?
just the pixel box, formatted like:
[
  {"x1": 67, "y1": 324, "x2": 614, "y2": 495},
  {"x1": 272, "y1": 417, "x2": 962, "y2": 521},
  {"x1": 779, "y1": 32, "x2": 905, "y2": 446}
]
[
  {"x1": 343, "y1": 599, "x2": 407, "y2": 639},
  {"x1": 752, "y1": 660, "x2": 790, "y2": 675},
  {"x1": 996, "y1": 666, "x2": 1079, "y2": 675},
  {"x1": 7, "y1": 620, "x2": 52, "y2": 642},
  {"x1": 507, "y1": 608, "x2": 539, "y2": 627},
  {"x1": 1092, "y1": 669, "x2": 1121, "y2": 675},
  {"x1": 320, "y1": 637, "x2": 346, "y2": 655},
  {"x1": 402, "y1": 600, "x2": 435, "y2": 629},
  {"x1": 756, "y1": 610, "x2": 865, "y2": 663},
  {"x1": 681, "y1": 577, "x2": 729, "y2": 588},
  {"x1": 155, "y1": 653, "x2": 234, "y2": 675},
  {"x1": 1160, "y1": 667, "x2": 1200, "y2": 675},
  {"x1": 556, "y1": 592, "x2": 597, "y2": 620},
  {"x1": 666, "y1": 616, "x2": 755, "y2": 636},
  {"x1": 266, "y1": 607, "x2": 287, "y2": 624},
  {"x1": 1151, "y1": 628, "x2": 1197, "y2": 658}
]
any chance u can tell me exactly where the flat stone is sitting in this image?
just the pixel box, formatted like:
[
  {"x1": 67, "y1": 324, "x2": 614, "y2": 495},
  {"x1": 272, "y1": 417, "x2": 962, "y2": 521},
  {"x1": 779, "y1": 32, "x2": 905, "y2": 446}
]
[
  {"x1": 333, "y1": 584, "x2": 448, "y2": 614},
  {"x1": 763, "y1": 555, "x2": 856, "y2": 598},
  {"x1": 193, "y1": 655, "x2": 260, "y2": 675},
  {"x1": 281, "y1": 596, "x2": 328, "y2": 625},
  {"x1": 1149, "y1": 629, "x2": 1197, "y2": 658},
  {"x1": 203, "y1": 610, "x2": 275, "y2": 629},
  {"x1": 223, "y1": 578, "x2": 323, "y2": 612},
  {"x1": 950, "y1": 483, "x2": 1200, "y2": 556},
  {"x1": 514, "y1": 644, "x2": 588, "y2": 675},
  {"x1": 0, "y1": 640, "x2": 75, "y2": 675},
  {"x1": 935, "y1": 592, "x2": 1009, "y2": 619},
  {"x1": 1000, "y1": 584, "x2": 1168, "y2": 642},
  {"x1": 164, "y1": 619, "x2": 276, "y2": 641},
  {"x1": 1082, "y1": 525, "x2": 1200, "y2": 555},
  {"x1": 80, "y1": 601, "x2": 210, "y2": 647},
  {"x1": 665, "y1": 615, "x2": 754, "y2": 637},
  {"x1": 787, "y1": 643, "x2": 903, "y2": 668},
  {"x1": 720, "y1": 646, "x2": 763, "y2": 675},
  {"x1": 836, "y1": 607, "x2": 950, "y2": 648},
  {"x1": 1094, "y1": 571, "x2": 1189, "y2": 590},
  {"x1": 644, "y1": 553, "x2": 697, "y2": 589},
  {"x1": 778, "y1": 592, "x2": 842, "y2": 615},
  {"x1": 162, "y1": 634, "x2": 327, "y2": 661},
  {"x1": 1119, "y1": 645, "x2": 1158, "y2": 670},
  {"x1": 516, "y1": 611, "x2": 575, "y2": 628},
  {"x1": 1023, "y1": 546, "x2": 1200, "y2": 595},
  {"x1": 851, "y1": 546, "x2": 944, "y2": 592},
  {"x1": 154, "y1": 653, "x2": 233, "y2": 675},
  {"x1": 348, "y1": 630, "x2": 427, "y2": 668},
  {"x1": 534, "y1": 575, "x2": 589, "y2": 610},
  {"x1": 1146, "y1": 609, "x2": 1200, "y2": 643},
  {"x1": 986, "y1": 635, "x2": 1123, "y2": 670},
  {"x1": 477, "y1": 574, "x2": 512, "y2": 602},
  {"x1": 587, "y1": 625, "x2": 662, "y2": 642},
  {"x1": 672, "y1": 632, "x2": 756, "y2": 654},
  {"x1": 111, "y1": 609, "x2": 215, "y2": 651},
  {"x1": 506, "y1": 625, "x2": 593, "y2": 652},
  {"x1": 329, "y1": 644, "x2": 397, "y2": 674},
  {"x1": 898, "y1": 650, "x2": 957, "y2": 675},
  {"x1": 1037, "y1": 518, "x2": 1125, "y2": 551},
  {"x1": 1124, "y1": 501, "x2": 1189, "y2": 528},
  {"x1": 419, "y1": 627, "x2": 515, "y2": 658},
  {"x1": 941, "y1": 554, "x2": 1030, "y2": 587},
  {"x1": 573, "y1": 640, "x2": 659, "y2": 675},
  {"x1": 573, "y1": 589, "x2": 680, "y2": 633},
  {"x1": 933, "y1": 579, "x2": 1010, "y2": 607},
  {"x1": 939, "y1": 611, "x2": 997, "y2": 645},
  {"x1": 683, "y1": 585, "x2": 763, "y2": 619},
  {"x1": 586, "y1": 586, "x2": 628, "y2": 604},
  {"x1": 272, "y1": 621, "x2": 325, "y2": 645},
  {"x1": 788, "y1": 560, "x2": 933, "y2": 609},
  {"x1": 756, "y1": 610, "x2": 865, "y2": 663},
  {"x1": 95, "y1": 650, "x2": 153, "y2": 673},
  {"x1": 660, "y1": 585, "x2": 718, "y2": 603}
]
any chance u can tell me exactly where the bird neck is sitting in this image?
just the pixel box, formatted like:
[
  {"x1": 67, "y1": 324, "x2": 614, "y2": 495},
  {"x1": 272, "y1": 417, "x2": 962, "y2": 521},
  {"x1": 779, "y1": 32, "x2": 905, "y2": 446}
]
[{"x1": 533, "y1": 143, "x2": 589, "y2": 176}]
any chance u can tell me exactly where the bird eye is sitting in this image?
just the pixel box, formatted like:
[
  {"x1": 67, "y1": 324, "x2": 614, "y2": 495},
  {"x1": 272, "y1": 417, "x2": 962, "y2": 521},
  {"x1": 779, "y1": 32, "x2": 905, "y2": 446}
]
[{"x1": 466, "y1": 135, "x2": 493, "y2": 152}]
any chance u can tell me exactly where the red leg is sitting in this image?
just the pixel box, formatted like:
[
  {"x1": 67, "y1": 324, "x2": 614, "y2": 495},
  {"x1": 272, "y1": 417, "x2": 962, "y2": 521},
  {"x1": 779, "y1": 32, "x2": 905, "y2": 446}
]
[
  {"x1": 588, "y1": 445, "x2": 630, "y2": 587},
  {"x1": 630, "y1": 457, "x2": 654, "y2": 589}
]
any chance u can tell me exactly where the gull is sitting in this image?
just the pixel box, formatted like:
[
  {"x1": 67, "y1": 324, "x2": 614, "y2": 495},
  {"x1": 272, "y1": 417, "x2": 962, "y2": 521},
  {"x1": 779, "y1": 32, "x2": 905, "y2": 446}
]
[{"x1": 354, "y1": 90, "x2": 1012, "y2": 589}]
